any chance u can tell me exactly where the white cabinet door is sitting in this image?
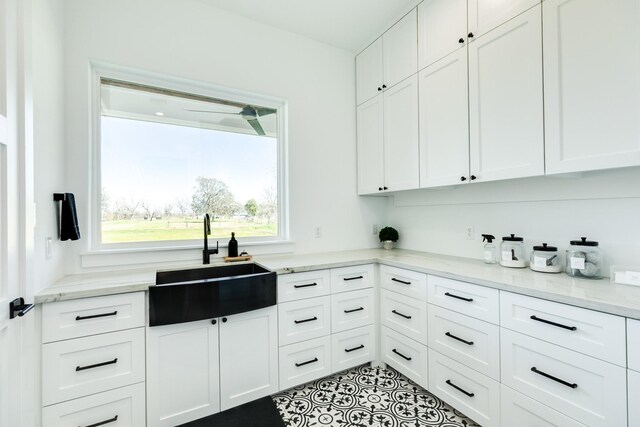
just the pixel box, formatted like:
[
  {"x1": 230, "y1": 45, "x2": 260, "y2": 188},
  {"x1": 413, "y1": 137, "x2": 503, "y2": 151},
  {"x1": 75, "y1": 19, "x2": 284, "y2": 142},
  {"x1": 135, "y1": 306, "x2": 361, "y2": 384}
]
[
  {"x1": 501, "y1": 384, "x2": 587, "y2": 427},
  {"x1": 630, "y1": 369, "x2": 640, "y2": 427},
  {"x1": 383, "y1": 9, "x2": 418, "y2": 89},
  {"x1": 383, "y1": 74, "x2": 420, "y2": 191},
  {"x1": 544, "y1": 0, "x2": 640, "y2": 174},
  {"x1": 356, "y1": 38, "x2": 383, "y2": 105},
  {"x1": 468, "y1": 0, "x2": 539, "y2": 40},
  {"x1": 219, "y1": 306, "x2": 278, "y2": 411},
  {"x1": 419, "y1": 49, "x2": 470, "y2": 188},
  {"x1": 146, "y1": 320, "x2": 220, "y2": 427},
  {"x1": 418, "y1": 0, "x2": 468, "y2": 69},
  {"x1": 468, "y1": 6, "x2": 544, "y2": 183},
  {"x1": 357, "y1": 95, "x2": 384, "y2": 195},
  {"x1": 629, "y1": 319, "x2": 640, "y2": 372}
]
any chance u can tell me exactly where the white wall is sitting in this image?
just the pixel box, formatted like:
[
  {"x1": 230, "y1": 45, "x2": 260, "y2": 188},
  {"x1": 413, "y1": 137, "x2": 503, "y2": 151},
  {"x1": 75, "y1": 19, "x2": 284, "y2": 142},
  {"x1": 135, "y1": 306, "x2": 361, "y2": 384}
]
[
  {"x1": 62, "y1": 0, "x2": 385, "y2": 274},
  {"x1": 386, "y1": 167, "x2": 640, "y2": 274},
  {"x1": 32, "y1": 0, "x2": 66, "y2": 290}
]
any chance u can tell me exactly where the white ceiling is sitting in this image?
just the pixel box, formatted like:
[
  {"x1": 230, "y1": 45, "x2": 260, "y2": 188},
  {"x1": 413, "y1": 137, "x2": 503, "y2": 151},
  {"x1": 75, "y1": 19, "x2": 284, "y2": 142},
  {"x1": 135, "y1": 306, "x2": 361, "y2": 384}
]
[{"x1": 196, "y1": 0, "x2": 421, "y2": 53}]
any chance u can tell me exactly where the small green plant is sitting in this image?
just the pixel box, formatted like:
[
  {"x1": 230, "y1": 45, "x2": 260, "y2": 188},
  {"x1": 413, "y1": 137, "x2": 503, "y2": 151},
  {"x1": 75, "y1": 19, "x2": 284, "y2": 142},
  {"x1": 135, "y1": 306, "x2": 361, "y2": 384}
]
[{"x1": 378, "y1": 226, "x2": 399, "y2": 242}]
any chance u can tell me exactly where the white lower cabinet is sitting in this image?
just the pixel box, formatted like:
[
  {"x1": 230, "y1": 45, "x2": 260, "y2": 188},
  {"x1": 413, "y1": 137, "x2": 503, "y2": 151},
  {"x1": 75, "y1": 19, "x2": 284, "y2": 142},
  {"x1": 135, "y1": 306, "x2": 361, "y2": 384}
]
[
  {"x1": 331, "y1": 288, "x2": 375, "y2": 333},
  {"x1": 380, "y1": 289, "x2": 427, "y2": 344},
  {"x1": 501, "y1": 384, "x2": 586, "y2": 427},
  {"x1": 278, "y1": 296, "x2": 331, "y2": 346},
  {"x1": 279, "y1": 335, "x2": 332, "y2": 390},
  {"x1": 380, "y1": 326, "x2": 428, "y2": 389},
  {"x1": 42, "y1": 383, "x2": 146, "y2": 427},
  {"x1": 630, "y1": 369, "x2": 640, "y2": 427},
  {"x1": 331, "y1": 325, "x2": 376, "y2": 373},
  {"x1": 428, "y1": 349, "x2": 500, "y2": 427}
]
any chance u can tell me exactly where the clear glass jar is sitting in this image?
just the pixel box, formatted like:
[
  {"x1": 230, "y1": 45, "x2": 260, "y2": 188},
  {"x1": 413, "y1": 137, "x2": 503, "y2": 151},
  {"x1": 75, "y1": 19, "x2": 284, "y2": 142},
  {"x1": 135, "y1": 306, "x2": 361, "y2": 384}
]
[
  {"x1": 530, "y1": 243, "x2": 562, "y2": 273},
  {"x1": 500, "y1": 234, "x2": 527, "y2": 268},
  {"x1": 566, "y1": 237, "x2": 602, "y2": 279}
]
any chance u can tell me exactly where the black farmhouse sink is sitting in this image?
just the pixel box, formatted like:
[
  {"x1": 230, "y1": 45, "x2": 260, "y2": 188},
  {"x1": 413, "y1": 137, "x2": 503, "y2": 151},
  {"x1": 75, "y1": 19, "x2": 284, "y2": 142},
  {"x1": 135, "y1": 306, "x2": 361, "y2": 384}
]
[{"x1": 149, "y1": 263, "x2": 276, "y2": 326}]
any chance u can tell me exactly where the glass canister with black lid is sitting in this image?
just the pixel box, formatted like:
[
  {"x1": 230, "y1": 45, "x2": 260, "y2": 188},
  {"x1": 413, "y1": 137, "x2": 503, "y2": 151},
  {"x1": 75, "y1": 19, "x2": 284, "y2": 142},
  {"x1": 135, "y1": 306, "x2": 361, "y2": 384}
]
[
  {"x1": 500, "y1": 234, "x2": 527, "y2": 268},
  {"x1": 566, "y1": 237, "x2": 602, "y2": 279},
  {"x1": 530, "y1": 243, "x2": 562, "y2": 273}
]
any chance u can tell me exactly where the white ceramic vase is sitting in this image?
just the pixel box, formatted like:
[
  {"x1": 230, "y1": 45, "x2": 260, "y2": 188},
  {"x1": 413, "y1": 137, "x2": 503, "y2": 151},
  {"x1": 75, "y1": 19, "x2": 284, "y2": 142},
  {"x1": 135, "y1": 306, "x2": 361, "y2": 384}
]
[{"x1": 383, "y1": 240, "x2": 394, "y2": 250}]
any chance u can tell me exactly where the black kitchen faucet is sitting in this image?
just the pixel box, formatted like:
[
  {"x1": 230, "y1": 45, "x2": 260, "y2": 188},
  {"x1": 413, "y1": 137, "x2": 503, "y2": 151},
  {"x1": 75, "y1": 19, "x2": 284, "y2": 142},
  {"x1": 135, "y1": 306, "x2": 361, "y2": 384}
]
[{"x1": 203, "y1": 213, "x2": 219, "y2": 264}]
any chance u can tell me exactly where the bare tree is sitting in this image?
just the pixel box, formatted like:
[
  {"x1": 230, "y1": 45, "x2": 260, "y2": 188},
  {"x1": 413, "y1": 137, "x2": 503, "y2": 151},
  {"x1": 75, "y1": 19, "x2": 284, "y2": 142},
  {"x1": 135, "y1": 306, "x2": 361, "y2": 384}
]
[
  {"x1": 140, "y1": 201, "x2": 156, "y2": 221},
  {"x1": 163, "y1": 203, "x2": 174, "y2": 218},
  {"x1": 259, "y1": 186, "x2": 277, "y2": 225},
  {"x1": 175, "y1": 198, "x2": 192, "y2": 217},
  {"x1": 114, "y1": 198, "x2": 141, "y2": 220},
  {"x1": 191, "y1": 177, "x2": 238, "y2": 219}
]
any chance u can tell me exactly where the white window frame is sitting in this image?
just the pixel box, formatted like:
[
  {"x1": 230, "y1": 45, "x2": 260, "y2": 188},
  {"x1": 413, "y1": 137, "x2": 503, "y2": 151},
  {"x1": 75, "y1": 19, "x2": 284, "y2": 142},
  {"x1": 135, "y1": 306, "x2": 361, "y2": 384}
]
[{"x1": 89, "y1": 63, "x2": 289, "y2": 252}]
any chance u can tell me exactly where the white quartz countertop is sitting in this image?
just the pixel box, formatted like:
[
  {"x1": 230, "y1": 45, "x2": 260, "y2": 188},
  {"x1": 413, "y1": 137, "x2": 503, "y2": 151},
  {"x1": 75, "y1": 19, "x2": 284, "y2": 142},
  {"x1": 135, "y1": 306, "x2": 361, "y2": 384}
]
[{"x1": 35, "y1": 248, "x2": 640, "y2": 319}]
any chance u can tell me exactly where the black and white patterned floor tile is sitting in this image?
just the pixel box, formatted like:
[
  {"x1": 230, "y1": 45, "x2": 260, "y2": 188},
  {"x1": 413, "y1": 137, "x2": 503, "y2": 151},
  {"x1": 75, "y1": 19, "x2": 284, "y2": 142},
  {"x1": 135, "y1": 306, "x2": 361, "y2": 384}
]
[{"x1": 272, "y1": 365, "x2": 482, "y2": 427}]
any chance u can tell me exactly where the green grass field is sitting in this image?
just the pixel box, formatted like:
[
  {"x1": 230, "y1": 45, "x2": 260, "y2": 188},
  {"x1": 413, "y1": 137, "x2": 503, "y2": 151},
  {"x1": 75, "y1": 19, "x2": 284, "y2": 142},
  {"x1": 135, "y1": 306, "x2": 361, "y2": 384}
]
[{"x1": 102, "y1": 218, "x2": 277, "y2": 243}]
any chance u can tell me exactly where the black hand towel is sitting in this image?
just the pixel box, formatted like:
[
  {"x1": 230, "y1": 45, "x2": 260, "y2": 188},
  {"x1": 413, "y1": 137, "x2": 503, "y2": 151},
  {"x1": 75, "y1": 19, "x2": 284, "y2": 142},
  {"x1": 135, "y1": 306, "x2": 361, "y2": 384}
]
[{"x1": 60, "y1": 193, "x2": 81, "y2": 241}]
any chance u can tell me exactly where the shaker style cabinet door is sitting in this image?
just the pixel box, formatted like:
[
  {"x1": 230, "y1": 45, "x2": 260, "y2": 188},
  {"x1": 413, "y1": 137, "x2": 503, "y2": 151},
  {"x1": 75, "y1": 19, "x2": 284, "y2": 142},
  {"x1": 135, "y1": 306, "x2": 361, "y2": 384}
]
[
  {"x1": 356, "y1": 38, "x2": 383, "y2": 106},
  {"x1": 468, "y1": 0, "x2": 540, "y2": 40},
  {"x1": 382, "y1": 8, "x2": 418, "y2": 90},
  {"x1": 543, "y1": 0, "x2": 640, "y2": 174},
  {"x1": 419, "y1": 49, "x2": 469, "y2": 188},
  {"x1": 468, "y1": 5, "x2": 544, "y2": 183},
  {"x1": 418, "y1": 0, "x2": 467, "y2": 70},
  {"x1": 357, "y1": 95, "x2": 384, "y2": 195}
]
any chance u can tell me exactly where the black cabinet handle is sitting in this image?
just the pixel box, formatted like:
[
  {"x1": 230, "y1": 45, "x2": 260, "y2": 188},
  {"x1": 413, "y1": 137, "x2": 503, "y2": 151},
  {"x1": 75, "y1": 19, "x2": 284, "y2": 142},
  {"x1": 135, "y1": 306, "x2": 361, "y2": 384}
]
[
  {"x1": 392, "y1": 310, "x2": 412, "y2": 320},
  {"x1": 211, "y1": 319, "x2": 217, "y2": 325},
  {"x1": 344, "y1": 307, "x2": 364, "y2": 314},
  {"x1": 82, "y1": 415, "x2": 119, "y2": 427},
  {"x1": 458, "y1": 38, "x2": 464, "y2": 44},
  {"x1": 446, "y1": 380, "x2": 475, "y2": 397},
  {"x1": 530, "y1": 315, "x2": 577, "y2": 331},
  {"x1": 445, "y1": 292, "x2": 473, "y2": 302},
  {"x1": 222, "y1": 317, "x2": 228, "y2": 323},
  {"x1": 76, "y1": 311, "x2": 117, "y2": 321},
  {"x1": 76, "y1": 358, "x2": 118, "y2": 372},
  {"x1": 345, "y1": 344, "x2": 365, "y2": 353},
  {"x1": 378, "y1": 187, "x2": 383, "y2": 191},
  {"x1": 468, "y1": 32, "x2": 474, "y2": 38},
  {"x1": 382, "y1": 84, "x2": 387, "y2": 89},
  {"x1": 383, "y1": 186, "x2": 388, "y2": 190},
  {"x1": 391, "y1": 277, "x2": 411, "y2": 285},
  {"x1": 295, "y1": 357, "x2": 318, "y2": 367},
  {"x1": 9, "y1": 297, "x2": 34, "y2": 319},
  {"x1": 392, "y1": 348, "x2": 412, "y2": 361},
  {"x1": 470, "y1": 175, "x2": 477, "y2": 180},
  {"x1": 294, "y1": 316, "x2": 318, "y2": 324},
  {"x1": 460, "y1": 176, "x2": 467, "y2": 181},
  {"x1": 445, "y1": 332, "x2": 474, "y2": 346},
  {"x1": 343, "y1": 276, "x2": 364, "y2": 281},
  {"x1": 378, "y1": 87, "x2": 382, "y2": 91},
  {"x1": 294, "y1": 282, "x2": 317, "y2": 289},
  {"x1": 531, "y1": 367, "x2": 578, "y2": 389}
]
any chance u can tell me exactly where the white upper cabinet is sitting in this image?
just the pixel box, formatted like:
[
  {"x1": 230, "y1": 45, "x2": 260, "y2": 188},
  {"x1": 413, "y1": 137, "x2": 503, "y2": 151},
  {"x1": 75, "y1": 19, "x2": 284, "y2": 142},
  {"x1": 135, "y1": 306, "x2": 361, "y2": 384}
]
[
  {"x1": 419, "y1": 49, "x2": 470, "y2": 188},
  {"x1": 418, "y1": 0, "x2": 467, "y2": 70},
  {"x1": 356, "y1": 38, "x2": 383, "y2": 106},
  {"x1": 543, "y1": 0, "x2": 640, "y2": 174},
  {"x1": 356, "y1": 10, "x2": 417, "y2": 105},
  {"x1": 468, "y1": 0, "x2": 540, "y2": 40},
  {"x1": 468, "y1": 5, "x2": 544, "y2": 183},
  {"x1": 357, "y1": 95, "x2": 385, "y2": 194},
  {"x1": 384, "y1": 74, "x2": 420, "y2": 192}
]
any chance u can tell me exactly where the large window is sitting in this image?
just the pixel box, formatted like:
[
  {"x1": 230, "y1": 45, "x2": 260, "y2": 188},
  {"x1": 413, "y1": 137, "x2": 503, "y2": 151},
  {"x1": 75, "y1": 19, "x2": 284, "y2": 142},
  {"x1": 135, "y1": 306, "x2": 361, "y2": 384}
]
[{"x1": 95, "y1": 73, "x2": 285, "y2": 248}]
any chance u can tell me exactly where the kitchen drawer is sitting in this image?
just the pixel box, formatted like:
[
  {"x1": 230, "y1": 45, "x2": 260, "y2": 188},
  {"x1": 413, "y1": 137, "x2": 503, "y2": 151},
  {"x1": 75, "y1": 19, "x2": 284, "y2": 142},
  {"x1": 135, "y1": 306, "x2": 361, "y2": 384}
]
[
  {"x1": 501, "y1": 291, "x2": 626, "y2": 366},
  {"x1": 330, "y1": 264, "x2": 374, "y2": 294},
  {"x1": 428, "y1": 275, "x2": 499, "y2": 324},
  {"x1": 379, "y1": 265, "x2": 427, "y2": 301},
  {"x1": 630, "y1": 369, "x2": 640, "y2": 427},
  {"x1": 428, "y1": 304, "x2": 500, "y2": 380},
  {"x1": 278, "y1": 296, "x2": 331, "y2": 346},
  {"x1": 42, "y1": 328, "x2": 145, "y2": 406},
  {"x1": 331, "y1": 324, "x2": 376, "y2": 373},
  {"x1": 279, "y1": 335, "x2": 332, "y2": 390},
  {"x1": 428, "y1": 349, "x2": 500, "y2": 427},
  {"x1": 331, "y1": 288, "x2": 375, "y2": 333},
  {"x1": 629, "y1": 318, "x2": 640, "y2": 371},
  {"x1": 501, "y1": 384, "x2": 586, "y2": 427},
  {"x1": 501, "y1": 328, "x2": 627, "y2": 427},
  {"x1": 380, "y1": 289, "x2": 427, "y2": 344},
  {"x1": 277, "y1": 270, "x2": 331, "y2": 303},
  {"x1": 380, "y1": 326, "x2": 428, "y2": 389},
  {"x1": 42, "y1": 382, "x2": 146, "y2": 427},
  {"x1": 42, "y1": 292, "x2": 145, "y2": 343}
]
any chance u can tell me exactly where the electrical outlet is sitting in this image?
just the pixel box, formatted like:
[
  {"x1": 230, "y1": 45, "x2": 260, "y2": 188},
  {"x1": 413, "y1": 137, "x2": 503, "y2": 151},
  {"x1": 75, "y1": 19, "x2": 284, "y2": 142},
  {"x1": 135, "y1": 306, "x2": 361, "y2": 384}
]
[
  {"x1": 465, "y1": 226, "x2": 474, "y2": 240},
  {"x1": 372, "y1": 224, "x2": 379, "y2": 235},
  {"x1": 314, "y1": 226, "x2": 322, "y2": 238}
]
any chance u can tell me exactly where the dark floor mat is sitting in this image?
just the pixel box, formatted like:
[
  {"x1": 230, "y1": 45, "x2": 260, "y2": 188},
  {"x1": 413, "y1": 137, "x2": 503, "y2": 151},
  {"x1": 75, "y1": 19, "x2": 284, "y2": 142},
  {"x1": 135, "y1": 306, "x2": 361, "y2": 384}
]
[{"x1": 179, "y1": 396, "x2": 285, "y2": 427}]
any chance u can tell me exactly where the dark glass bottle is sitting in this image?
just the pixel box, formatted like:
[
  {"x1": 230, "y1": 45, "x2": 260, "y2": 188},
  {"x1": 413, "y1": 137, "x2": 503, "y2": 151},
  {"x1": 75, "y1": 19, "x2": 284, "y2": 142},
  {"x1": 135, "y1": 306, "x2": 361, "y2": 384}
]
[{"x1": 228, "y1": 232, "x2": 238, "y2": 257}]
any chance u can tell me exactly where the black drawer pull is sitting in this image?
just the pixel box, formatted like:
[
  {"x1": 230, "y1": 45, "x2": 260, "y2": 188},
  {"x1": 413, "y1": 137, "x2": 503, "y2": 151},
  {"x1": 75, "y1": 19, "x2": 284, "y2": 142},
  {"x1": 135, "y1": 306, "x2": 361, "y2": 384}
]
[
  {"x1": 75, "y1": 311, "x2": 118, "y2": 321},
  {"x1": 344, "y1": 307, "x2": 364, "y2": 314},
  {"x1": 446, "y1": 380, "x2": 475, "y2": 397},
  {"x1": 392, "y1": 310, "x2": 411, "y2": 320},
  {"x1": 531, "y1": 367, "x2": 578, "y2": 389},
  {"x1": 530, "y1": 315, "x2": 577, "y2": 331},
  {"x1": 392, "y1": 348, "x2": 412, "y2": 361},
  {"x1": 345, "y1": 344, "x2": 365, "y2": 353},
  {"x1": 295, "y1": 357, "x2": 318, "y2": 367},
  {"x1": 76, "y1": 358, "x2": 118, "y2": 372},
  {"x1": 343, "y1": 275, "x2": 364, "y2": 281},
  {"x1": 445, "y1": 332, "x2": 474, "y2": 346},
  {"x1": 391, "y1": 277, "x2": 411, "y2": 285},
  {"x1": 294, "y1": 316, "x2": 317, "y2": 324},
  {"x1": 294, "y1": 282, "x2": 317, "y2": 289},
  {"x1": 82, "y1": 415, "x2": 119, "y2": 427},
  {"x1": 444, "y1": 292, "x2": 473, "y2": 302}
]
